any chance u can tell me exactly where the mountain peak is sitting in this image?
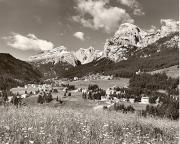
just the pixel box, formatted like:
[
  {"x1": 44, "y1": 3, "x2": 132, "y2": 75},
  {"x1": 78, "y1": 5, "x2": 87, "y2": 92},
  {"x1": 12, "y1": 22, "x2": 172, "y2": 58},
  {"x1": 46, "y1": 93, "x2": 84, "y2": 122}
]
[
  {"x1": 104, "y1": 20, "x2": 179, "y2": 62},
  {"x1": 74, "y1": 46, "x2": 103, "y2": 64},
  {"x1": 28, "y1": 20, "x2": 179, "y2": 66},
  {"x1": 28, "y1": 46, "x2": 78, "y2": 66}
]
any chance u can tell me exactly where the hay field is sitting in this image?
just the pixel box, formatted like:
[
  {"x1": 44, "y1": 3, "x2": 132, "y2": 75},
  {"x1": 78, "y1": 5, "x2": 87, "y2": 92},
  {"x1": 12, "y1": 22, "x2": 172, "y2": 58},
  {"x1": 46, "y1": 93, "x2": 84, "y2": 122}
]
[
  {"x1": 68, "y1": 78, "x2": 129, "y2": 89},
  {"x1": 0, "y1": 106, "x2": 178, "y2": 144}
]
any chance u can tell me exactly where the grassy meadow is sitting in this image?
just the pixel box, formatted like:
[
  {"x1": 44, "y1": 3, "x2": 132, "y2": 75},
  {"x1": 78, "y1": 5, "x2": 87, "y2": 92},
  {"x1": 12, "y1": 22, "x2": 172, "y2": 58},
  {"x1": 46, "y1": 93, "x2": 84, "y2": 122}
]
[
  {"x1": 67, "y1": 78, "x2": 129, "y2": 89},
  {"x1": 0, "y1": 106, "x2": 178, "y2": 144},
  {"x1": 1, "y1": 79, "x2": 178, "y2": 144}
]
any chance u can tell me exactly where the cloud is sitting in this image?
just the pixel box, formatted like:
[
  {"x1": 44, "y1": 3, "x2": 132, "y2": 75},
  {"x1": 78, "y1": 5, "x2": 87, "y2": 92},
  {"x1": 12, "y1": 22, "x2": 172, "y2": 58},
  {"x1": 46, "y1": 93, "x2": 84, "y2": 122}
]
[
  {"x1": 73, "y1": 32, "x2": 85, "y2": 41},
  {"x1": 118, "y1": 0, "x2": 145, "y2": 16},
  {"x1": 145, "y1": 19, "x2": 179, "y2": 34},
  {"x1": 160, "y1": 19, "x2": 179, "y2": 31},
  {"x1": 4, "y1": 33, "x2": 54, "y2": 51},
  {"x1": 160, "y1": 19, "x2": 179, "y2": 35},
  {"x1": 73, "y1": 0, "x2": 134, "y2": 33},
  {"x1": 146, "y1": 25, "x2": 157, "y2": 33}
]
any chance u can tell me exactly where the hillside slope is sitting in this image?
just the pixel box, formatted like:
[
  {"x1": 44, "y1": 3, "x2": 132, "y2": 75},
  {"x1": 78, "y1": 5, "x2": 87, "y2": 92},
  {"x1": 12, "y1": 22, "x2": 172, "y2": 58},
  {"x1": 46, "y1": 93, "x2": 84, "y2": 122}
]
[
  {"x1": 0, "y1": 53, "x2": 42, "y2": 89},
  {"x1": 149, "y1": 65, "x2": 179, "y2": 78}
]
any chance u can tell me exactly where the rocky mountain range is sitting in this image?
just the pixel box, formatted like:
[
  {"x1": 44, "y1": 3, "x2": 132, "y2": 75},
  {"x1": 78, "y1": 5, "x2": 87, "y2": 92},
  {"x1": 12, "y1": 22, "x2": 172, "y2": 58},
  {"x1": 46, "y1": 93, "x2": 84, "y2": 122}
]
[
  {"x1": 27, "y1": 19, "x2": 179, "y2": 79},
  {"x1": 28, "y1": 46, "x2": 79, "y2": 66},
  {"x1": 29, "y1": 19, "x2": 179, "y2": 66},
  {"x1": 63, "y1": 32, "x2": 179, "y2": 79},
  {"x1": 104, "y1": 20, "x2": 179, "y2": 62},
  {"x1": 73, "y1": 47, "x2": 103, "y2": 64}
]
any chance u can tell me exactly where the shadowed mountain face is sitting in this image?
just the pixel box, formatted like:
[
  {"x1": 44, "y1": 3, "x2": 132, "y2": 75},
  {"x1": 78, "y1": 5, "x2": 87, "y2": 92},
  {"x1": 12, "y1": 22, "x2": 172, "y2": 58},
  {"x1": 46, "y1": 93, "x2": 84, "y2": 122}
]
[{"x1": 0, "y1": 53, "x2": 42, "y2": 89}]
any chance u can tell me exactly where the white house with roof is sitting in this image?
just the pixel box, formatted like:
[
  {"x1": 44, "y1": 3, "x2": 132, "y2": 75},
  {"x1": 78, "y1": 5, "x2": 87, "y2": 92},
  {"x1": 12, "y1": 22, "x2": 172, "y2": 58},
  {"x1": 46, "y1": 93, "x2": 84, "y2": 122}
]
[
  {"x1": 141, "y1": 97, "x2": 149, "y2": 104},
  {"x1": 129, "y1": 98, "x2": 135, "y2": 103},
  {"x1": 106, "y1": 88, "x2": 115, "y2": 97}
]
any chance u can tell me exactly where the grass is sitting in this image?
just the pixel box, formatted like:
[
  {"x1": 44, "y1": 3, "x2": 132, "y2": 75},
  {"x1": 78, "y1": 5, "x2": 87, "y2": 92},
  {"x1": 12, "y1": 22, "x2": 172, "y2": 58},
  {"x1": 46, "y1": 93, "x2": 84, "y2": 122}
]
[
  {"x1": 67, "y1": 78, "x2": 130, "y2": 89},
  {"x1": 0, "y1": 106, "x2": 178, "y2": 144},
  {"x1": 149, "y1": 65, "x2": 179, "y2": 78}
]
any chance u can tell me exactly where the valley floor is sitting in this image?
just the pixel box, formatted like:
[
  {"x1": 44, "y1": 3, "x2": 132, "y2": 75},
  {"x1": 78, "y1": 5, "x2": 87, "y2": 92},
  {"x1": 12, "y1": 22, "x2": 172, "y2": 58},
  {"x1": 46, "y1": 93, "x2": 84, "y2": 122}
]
[
  {"x1": 1, "y1": 78, "x2": 178, "y2": 144},
  {"x1": 0, "y1": 106, "x2": 178, "y2": 144}
]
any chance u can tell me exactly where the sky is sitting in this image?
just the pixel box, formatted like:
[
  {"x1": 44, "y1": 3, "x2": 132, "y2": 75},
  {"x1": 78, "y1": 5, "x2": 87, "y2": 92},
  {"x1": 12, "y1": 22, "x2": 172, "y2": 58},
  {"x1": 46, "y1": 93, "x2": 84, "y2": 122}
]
[{"x1": 0, "y1": 0, "x2": 179, "y2": 60}]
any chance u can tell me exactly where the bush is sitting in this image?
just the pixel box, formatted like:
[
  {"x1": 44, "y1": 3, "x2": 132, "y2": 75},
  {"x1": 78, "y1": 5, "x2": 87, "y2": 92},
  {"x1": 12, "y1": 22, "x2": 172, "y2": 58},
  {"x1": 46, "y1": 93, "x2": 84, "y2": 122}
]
[
  {"x1": 61, "y1": 84, "x2": 75, "y2": 90},
  {"x1": 68, "y1": 93, "x2": 71, "y2": 97},
  {"x1": 144, "y1": 97, "x2": 179, "y2": 120},
  {"x1": 53, "y1": 89, "x2": 58, "y2": 93},
  {"x1": 67, "y1": 85, "x2": 75, "y2": 90},
  {"x1": 45, "y1": 93, "x2": 53, "y2": 103},
  {"x1": 37, "y1": 95, "x2": 44, "y2": 104},
  {"x1": 126, "y1": 105, "x2": 135, "y2": 113},
  {"x1": 88, "y1": 84, "x2": 99, "y2": 91},
  {"x1": 64, "y1": 93, "x2": 66, "y2": 97},
  {"x1": 114, "y1": 103, "x2": 135, "y2": 113}
]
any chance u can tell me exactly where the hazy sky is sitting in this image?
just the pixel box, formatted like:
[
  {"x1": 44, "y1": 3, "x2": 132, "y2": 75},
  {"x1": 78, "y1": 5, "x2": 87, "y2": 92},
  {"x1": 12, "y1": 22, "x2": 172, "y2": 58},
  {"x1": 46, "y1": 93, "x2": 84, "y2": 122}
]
[{"x1": 0, "y1": 0, "x2": 179, "y2": 60}]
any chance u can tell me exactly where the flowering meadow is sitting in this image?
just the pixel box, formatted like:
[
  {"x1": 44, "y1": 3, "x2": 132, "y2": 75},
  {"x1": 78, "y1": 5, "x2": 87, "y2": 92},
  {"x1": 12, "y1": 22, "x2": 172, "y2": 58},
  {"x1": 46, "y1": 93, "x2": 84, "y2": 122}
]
[{"x1": 0, "y1": 106, "x2": 178, "y2": 144}]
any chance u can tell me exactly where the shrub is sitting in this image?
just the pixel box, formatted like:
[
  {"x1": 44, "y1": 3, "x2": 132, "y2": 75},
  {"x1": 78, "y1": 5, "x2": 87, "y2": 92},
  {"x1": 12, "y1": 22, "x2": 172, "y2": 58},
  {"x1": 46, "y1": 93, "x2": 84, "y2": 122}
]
[
  {"x1": 114, "y1": 103, "x2": 135, "y2": 113},
  {"x1": 37, "y1": 95, "x2": 44, "y2": 104},
  {"x1": 64, "y1": 93, "x2": 66, "y2": 97},
  {"x1": 88, "y1": 84, "x2": 99, "y2": 91},
  {"x1": 144, "y1": 97, "x2": 179, "y2": 120},
  {"x1": 45, "y1": 93, "x2": 53, "y2": 103},
  {"x1": 53, "y1": 89, "x2": 58, "y2": 93},
  {"x1": 126, "y1": 105, "x2": 135, "y2": 113}
]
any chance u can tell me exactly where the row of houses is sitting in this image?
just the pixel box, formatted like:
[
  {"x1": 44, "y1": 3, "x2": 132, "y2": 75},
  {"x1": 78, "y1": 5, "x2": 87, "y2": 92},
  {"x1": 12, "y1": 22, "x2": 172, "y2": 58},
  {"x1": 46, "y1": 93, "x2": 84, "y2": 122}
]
[
  {"x1": 82, "y1": 74, "x2": 114, "y2": 81},
  {"x1": 24, "y1": 84, "x2": 53, "y2": 91},
  {"x1": 104, "y1": 86, "x2": 160, "y2": 105}
]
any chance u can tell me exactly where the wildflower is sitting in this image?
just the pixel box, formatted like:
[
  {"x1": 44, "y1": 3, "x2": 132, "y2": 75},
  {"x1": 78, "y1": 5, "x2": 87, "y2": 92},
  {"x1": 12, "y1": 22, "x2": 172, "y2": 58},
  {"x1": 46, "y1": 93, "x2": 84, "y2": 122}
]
[
  {"x1": 4, "y1": 126, "x2": 10, "y2": 131},
  {"x1": 103, "y1": 124, "x2": 108, "y2": 127},
  {"x1": 28, "y1": 127, "x2": 33, "y2": 130},
  {"x1": 29, "y1": 140, "x2": 34, "y2": 144}
]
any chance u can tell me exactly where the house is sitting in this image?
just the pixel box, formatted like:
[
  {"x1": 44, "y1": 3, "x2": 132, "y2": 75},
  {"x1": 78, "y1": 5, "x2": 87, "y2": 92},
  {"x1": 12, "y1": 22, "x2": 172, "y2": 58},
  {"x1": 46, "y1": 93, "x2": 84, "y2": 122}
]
[
  {"x1": 21, "y1": 94, "x2": 28, "y2": 98},
  {"x1": 77, "y1": 88, "x2": 82, "y2": 92},
  {"x1": 7, "y1": 96, "x2": 13, "y2": 102},
  {"x1": 129, "y1": 98, "x2": 135, "y2": 103},
  {"x1": 82, "y1": 88, "x2": 88, "y2": 93},
  {"x1": 106, "y1": 88, "x2": 116, "y2": 96},
  {"x1": 155, "y1": 97, "x2": 160, "y2": 104},
  {"x1": 101, "y1": 96, "x2": 107, "y2": 101},
  {"x1": 120, "y1": 98, "x2": 127, "y2": 102},
  {"x1": 141, "y1": 97, "x2": 149, "y2": 104},
  {"x1": 106, "y1": 88, "x2": 111, "y2": 96},
  {"x1": 136, "y1": 69, "x2": 141, "y2": 75},
  {"x1": 74, "y1": 77, "x2": 78, "y2": 81},
  {"x1": 116, "y1": 91, "x2": 121, "y2": 95}
]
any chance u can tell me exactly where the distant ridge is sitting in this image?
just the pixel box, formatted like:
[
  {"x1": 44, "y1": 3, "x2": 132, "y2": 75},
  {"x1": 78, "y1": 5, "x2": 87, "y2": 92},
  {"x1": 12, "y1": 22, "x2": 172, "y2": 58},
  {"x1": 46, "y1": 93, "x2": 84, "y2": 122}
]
[{"x1": 28, "y1": 20, "x2": 179, "y2": 79}]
